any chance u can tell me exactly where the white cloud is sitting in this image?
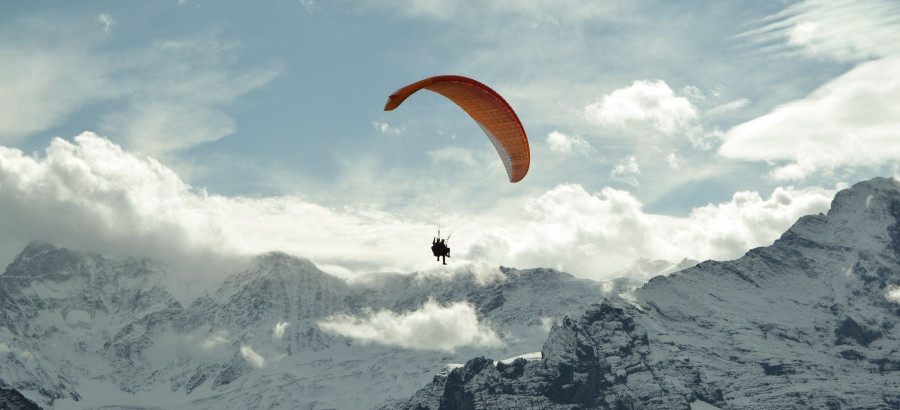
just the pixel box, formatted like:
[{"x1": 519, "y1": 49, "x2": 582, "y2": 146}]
[
  {"x1": 0, "y1": 132, "x2": 431, "y2": 273},
  {"x1": 0, "y1": 20, "x2": 278, "y2": 152},
  {"x1": 97, "y1": 14, "x2": 116, "y2": 33},
  {"x1": 273, "y1": 321, "x2": 289, "y2": 339},
  {"x1": 460, "y1": 183, "x2": 836, "y2": 279},
  {"x1": 366, "y1": 0, "x2": 615, "y2": 24},
  {"x1": 610, "y1": 156, "x2": 640, "y2": 187},
  {"x1": 585, "y1": 80, "x2": 697, "y2": 136},
  {"x1": 740, "y1": 0, "x2": 900, "y2": 62},
  {"x1": 719, "y1": 57, "x2": 900, "y2": 181},
  {"x1": 317, "y1": 300, "x2": 502, "y2": 351},
  {"x1": 721, "y1": 1, "x2": 900, "y2": 180},
  {"x1": 412, "y1": 263, "x2": 506, "y2": 287},
  {"x1": 707, "y1": 99, "x2": 750, "y2": 116},
  {"x1": 200, "y1": 331, "x2": 230, "y2": 351},
  {"x1": 0, "y1": 133, "x2": 839, "y2": 282},
  {"x1": 300, "y1": 0, "x2": 318, "y2": 13},
  {"x1": 886, "y1": 285, "x2": 900, "y2": 303},
  {"x1": 240, "y1": 345, "x2": 266, "y2": 368},
  {"x1": 0, "y1": 132, "x2": 244, "y2": 263},
  {"x1": 666, "y1": 153, "x2": 680, "y2": 170},
  {"x1": 372, "y1": 121, "x2": 403, "y2": 136},
  {"x1": 547, "y1": 131, "x2": 591, "y2": 156}
]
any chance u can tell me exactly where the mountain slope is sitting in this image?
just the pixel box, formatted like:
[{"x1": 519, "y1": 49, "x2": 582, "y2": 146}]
[
  {"x1": 0, "y1": 247, "x2": 637, "y2": 408},
  {"x1": 400, "y1": 177, "x2": 900, "y2": 409}
]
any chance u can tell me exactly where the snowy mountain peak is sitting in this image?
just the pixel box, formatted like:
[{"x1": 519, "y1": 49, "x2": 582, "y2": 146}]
[
  {"x1": 3, "y1": 242, "x2": 84, "y2": 279},
  {"x1": 783, "y1": 176, "x2": 900, "y2": 255},
  {"x1": 399, "y1": 177, "x2": 900, "y2": 409}
]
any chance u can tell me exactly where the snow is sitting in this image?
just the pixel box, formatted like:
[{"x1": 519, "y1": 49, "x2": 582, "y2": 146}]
[
  {"x1": 691, "y1": 399, "x2": 723, "y2": 410},
  {"x1": 4, "y1": 177, "x2": 899, "y2": 409},
  {"x1": 0, "y1": 246, "x2": 619, "y2": 409},
  {"x1": 496, "y1": 351, "x2": 541, "y2": 364}
]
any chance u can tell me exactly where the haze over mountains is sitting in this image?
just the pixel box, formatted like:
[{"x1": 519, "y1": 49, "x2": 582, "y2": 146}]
[{"x1": 1, "y1": 177, "x2": 898, "y2": 409}]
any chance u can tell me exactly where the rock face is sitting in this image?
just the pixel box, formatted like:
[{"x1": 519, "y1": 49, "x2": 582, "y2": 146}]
[
  {"x1": 399, "y1": 177, "x2": 900, "y2": 409},
  {"x1": 0, "y1": 387, "x2": 42, "y2": 410},
  {"x1": 0, "y1": 245, "x2": 638, "y2": 408}
]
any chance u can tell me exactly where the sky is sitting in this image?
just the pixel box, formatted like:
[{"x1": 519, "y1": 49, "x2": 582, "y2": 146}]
[{"x1": 1, "y1": 0, "x2": 899, "y2": 281}]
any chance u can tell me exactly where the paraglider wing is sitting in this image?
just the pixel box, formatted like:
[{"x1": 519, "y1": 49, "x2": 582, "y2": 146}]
[{"x1": 384, "y1": 75, "x2": 530, "y2": 183}]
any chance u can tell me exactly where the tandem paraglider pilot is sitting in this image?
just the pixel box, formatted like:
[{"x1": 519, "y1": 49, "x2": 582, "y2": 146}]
[{"x1": 431, "y1": 237, "x2": 450, "y2": 265}]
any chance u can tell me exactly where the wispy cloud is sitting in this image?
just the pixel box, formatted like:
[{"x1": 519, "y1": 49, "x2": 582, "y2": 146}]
[
  {"x1": 273, "y1": 322, "x2": 289, "y2": 339},
  {"x1": 739, "y1": 0, "x2": 900, "y2": 62},
  {"x1": 546, "y1": 131, "x2": 591, "y2": 156},
  {"x1": 0, "y1": 19, "x2": 279, "y2": 153},
  {"x1": 610, "y1": 156, "x2": 641, "y2": 187},
  {"x1": 97, "y1": 14, "x2": 116, "y2": 33},
  {"x1": 317, "y1": 300, "x2": 502, "y2": 351},
  {"x1": 240, "y1": 345, "x2": 266, "y2": 368},
  {"x1": 721, "y1": 0, "x2": 900, "y2": 181},
  {"x1": 707, "y1": 99, "x2": 750, "y2": 117}
]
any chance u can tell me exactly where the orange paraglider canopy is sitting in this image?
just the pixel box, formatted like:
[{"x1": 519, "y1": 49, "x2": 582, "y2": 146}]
[{"x1": 384, "y1": 75, "x2": 530, "y2": 183}]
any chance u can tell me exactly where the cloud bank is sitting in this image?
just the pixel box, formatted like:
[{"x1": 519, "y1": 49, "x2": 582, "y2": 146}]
[
  {"x1": 0, "y1": 133, "x2": 838, "y2": 281},
  {"x1": 461, "y1": 183, "x2": 835, "y2": 278},
  {"x1": 317, "y1": 300, "x2": 502, "y2": 352}
]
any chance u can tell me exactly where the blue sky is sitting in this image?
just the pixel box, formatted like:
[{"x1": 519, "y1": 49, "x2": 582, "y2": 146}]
[{"x1": 1, "y1": 0, "x2": 898, "y2": 280}]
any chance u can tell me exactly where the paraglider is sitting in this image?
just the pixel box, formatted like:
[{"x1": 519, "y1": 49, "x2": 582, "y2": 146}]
[
  {"x1": 384, "y1": 75, "x2": 530, "y2": 183},
  {"x1": 384, "y1": 75, "x2": 529, "y2": 264}
]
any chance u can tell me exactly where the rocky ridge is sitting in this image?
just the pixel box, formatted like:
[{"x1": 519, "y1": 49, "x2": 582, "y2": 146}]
[
  {"x1": 398, "y1": 177, "x2": 900, "y2": 409},
  {"x1": 0, "y1": 244, "x2": 636, "y2": 408}
]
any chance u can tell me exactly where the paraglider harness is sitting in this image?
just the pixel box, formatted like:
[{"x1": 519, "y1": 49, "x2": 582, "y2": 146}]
[{"x1": 431, "y1": 231, "x2": 450, "y2": 265}]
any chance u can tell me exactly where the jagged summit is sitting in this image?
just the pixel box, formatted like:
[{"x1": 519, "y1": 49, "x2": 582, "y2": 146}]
[
  {"x1": 400, "y1": 177, "x2": 900, "y2": 409},
  {"x1": 5, "y1": 177, "x2": 899, "y2": 409},
  {"x1": 0, "y1": 240, "x2": 616, "y2": 408},
  {"x1": 3, "y1": 242, "x2": 83, "y2": 278}
]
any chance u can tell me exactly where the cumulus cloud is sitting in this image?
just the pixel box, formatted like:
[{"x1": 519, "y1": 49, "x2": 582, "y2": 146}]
[
  {"x1": 240, "y1": 345, "x2": 266, "y2": 368},
  {"x1": 547, "y1": 131, "x2": 591, "y2": 156},
  {"x1": 0, "y1": 132, "x2": 244, "y2": 263},
  {"x1": 721, "y1": 0, "x2": 900, "y2": 180},
  {"x1": 586, "y1": 80, "x2": 697, "y2": 136},
  {"x1": 460, "y1": 183, "x2": 836, "y2": 279},
  {"x1": 0, "y1": 19, "x2": 278, "y2": 152},
  {"x1": 0, "y1": 133, "x2": 839, "y2": 282},
  {"x1": 0, "y1": 132, "x2": 436, "y2": 274},
  {"x1": 317, "y1": 300, "x2": 501, "y2": 351},
  {"x1": 610, "y1": 156, "x2": 641, "y2": 187}
]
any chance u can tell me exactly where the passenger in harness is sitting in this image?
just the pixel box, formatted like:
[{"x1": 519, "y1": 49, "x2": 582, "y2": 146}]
[{"x1": 431, "y1": 234, "x2": 450, "y2": 265}]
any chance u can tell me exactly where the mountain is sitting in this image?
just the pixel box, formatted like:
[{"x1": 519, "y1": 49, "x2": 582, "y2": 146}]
[
  {"x1": 398, "y1": 177, "x2": 900, "y2": 409},
  {"x1": 0, "y1": 244, "x2": 646, "y2": 408}
]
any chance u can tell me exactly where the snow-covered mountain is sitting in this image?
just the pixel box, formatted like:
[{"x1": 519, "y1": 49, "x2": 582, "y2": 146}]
[
  {"x1": 398, "y1": 177, "x2": 900, "y2": 409},
  {"x1": 0, "y1": 242, "x2": 641, "y2": 408}
]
